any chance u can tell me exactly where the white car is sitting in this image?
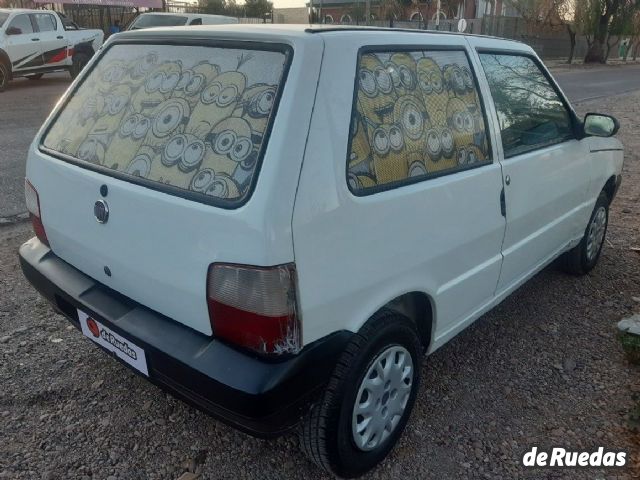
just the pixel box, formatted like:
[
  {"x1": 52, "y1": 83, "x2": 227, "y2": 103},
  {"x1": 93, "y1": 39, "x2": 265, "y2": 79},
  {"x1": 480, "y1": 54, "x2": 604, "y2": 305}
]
[
  {"x1": 127, "y1": 12, "x2": 239, "y2": 30},
  {"x1": 19, "y1": 25, "x2": 623, "y2": 477},
  {"x1": 0, "y1": 8, "x2": 103, "y2": 90}
]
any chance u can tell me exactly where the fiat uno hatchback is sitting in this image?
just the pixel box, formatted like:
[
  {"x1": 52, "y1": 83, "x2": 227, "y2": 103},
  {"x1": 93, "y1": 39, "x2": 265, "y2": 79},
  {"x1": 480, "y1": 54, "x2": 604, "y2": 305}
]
[{"x1": 20, "y1": 25, "x2": 623, "y2": 477}]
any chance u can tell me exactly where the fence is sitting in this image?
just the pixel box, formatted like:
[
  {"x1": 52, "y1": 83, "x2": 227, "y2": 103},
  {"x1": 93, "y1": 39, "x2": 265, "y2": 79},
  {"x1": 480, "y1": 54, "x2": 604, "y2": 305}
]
[
  {"x1": 54, "y1": 3, "x2": 269, "y2": 34},
  {"x1": 311, "y1": 16, "x2": 633, "y2": 60}
]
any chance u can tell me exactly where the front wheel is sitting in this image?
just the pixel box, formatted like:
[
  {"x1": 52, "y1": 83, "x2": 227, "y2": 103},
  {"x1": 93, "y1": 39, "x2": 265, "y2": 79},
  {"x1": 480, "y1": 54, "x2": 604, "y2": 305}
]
[
  {"x1": 299, "y1": 310, "x2": 422, "y2": 478},
  {"x1": 70, "y1": 53, "x2": 90, "y2": 79},
  {"x1": 0, "y1": 61, "x2": 9, "y2": 92},
  {"x1": 561, "y1": 191, "x2": 609, "y2": 275}
]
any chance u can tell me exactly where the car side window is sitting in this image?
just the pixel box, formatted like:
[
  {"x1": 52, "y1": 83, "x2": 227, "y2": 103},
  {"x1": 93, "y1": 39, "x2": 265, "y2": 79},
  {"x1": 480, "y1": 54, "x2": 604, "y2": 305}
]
[
  {"x1": 189, "y1": 18, "x2": 202, "y2": 25},
  {"x1": 348, "y1": 49, "x2": 490, "y2": 194},
  {"x1": 478, "y1": 53, "x2": 573, "y2": 158},
  {"x1": 8, "y1": 14, "x2": 34, "y2": 35},
  {"x1": 34, "y1": 13, "x2": 57, "y2": 32}
]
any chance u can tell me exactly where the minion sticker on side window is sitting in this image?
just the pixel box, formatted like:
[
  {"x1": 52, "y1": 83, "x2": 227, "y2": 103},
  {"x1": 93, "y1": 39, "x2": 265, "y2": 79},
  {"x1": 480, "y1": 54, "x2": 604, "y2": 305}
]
[
  {"x1": 416, "y1": 57, "x2": 448, "y2": 127},
  {"x1": 357, "y1": 54, "x2": 397, "y2": 125},
  {"x1": 386, "y1": 53, "x2": 417, "y2": 97}
]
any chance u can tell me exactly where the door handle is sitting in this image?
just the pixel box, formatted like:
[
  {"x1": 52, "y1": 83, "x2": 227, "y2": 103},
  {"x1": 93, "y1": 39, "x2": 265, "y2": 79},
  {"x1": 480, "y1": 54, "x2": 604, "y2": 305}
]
[
  {"x1": 500, "y1": 188, "x2": 506, "y2": 217},
  {"x1": 56, "y1": 35, "x2": 63, "y2": 39},
  {"x1": 31, "y1": 38, "x2": 39, "y2": 41}
]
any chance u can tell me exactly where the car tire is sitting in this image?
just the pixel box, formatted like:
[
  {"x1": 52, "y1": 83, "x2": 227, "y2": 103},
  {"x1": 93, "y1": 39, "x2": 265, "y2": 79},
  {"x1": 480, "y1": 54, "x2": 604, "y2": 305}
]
[
  {"x1": 70, "y1": 53, "x2": 90, "y2": 79},
  {"x1": 299, "y1": 309, "x2": 422, "y2": 478},
  {"x1": 561, "y1": 191, "x2": 609, "y2": 275},
  {"x1": 0, "y1": 61, "x2": 9, "y2": 92},
  {"x1": 27, "y1": 73, "x2": 44, "y2": 80}
]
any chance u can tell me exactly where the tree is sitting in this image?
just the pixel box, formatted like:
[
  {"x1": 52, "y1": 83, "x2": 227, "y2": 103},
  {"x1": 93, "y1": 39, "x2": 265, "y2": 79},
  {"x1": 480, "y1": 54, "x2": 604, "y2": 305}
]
[
  {"x1": 503, "y1": 0, "x2": 579, "y2": 63},
  {"x1": 243, "y1": 0, "x2": 273, "y2": 18},
  {"x1": 583, "y1": 0, "x2": 622, "y2": 63},
  {"x1": 202, "y1": 0, "x2": 227, "y2": 14}
]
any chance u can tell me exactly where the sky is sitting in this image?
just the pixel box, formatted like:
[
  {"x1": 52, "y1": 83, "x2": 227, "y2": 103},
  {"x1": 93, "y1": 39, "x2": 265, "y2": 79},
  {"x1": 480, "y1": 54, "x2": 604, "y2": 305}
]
[{"x1": 272, "y1": 0, "x2": 306, "y2": 8}]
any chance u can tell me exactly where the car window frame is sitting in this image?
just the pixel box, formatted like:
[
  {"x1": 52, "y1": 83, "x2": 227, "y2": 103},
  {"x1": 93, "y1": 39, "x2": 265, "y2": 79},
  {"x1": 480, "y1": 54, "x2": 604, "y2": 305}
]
[
  {"x1": 7, "y1": 13, "x2": 35, "y2": 35},
  {"x1": 33, "y1": 12, "x2": 57, "y2": 33},
  {"x1": 37, "y1": 37, "x2": 295, "y2": 210},
  {"x1": 476, "y1": 48, "x2": 580, "y2": 160},
  {"x1": 346, "y1": 44, "x2": 495, "y2": 198}
]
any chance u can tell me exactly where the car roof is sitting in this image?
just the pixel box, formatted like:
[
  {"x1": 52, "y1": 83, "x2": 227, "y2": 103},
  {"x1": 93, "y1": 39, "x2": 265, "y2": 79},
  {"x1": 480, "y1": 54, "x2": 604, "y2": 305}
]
[
  {"x1": 114, "y1": 23, "x2": 530, "y2": 52},
  {"x1": 0, "y1": 8, "x2": 43, "y2": 14},
  {"x1": 137, "y1": 12, "x2": 233, "y2": 18}
]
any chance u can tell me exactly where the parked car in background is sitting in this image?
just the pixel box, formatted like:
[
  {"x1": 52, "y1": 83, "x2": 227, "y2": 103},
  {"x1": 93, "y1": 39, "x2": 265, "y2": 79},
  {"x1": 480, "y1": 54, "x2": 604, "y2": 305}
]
[
  {"x1": 19, "y1": 25, "x2": 623, "y2": 478},
  {"x1": 127, "y1": 12, "x2": 238, "y2": 30},
  {"x1": 0, "y1": 8, "x2": 103, "y2": 91}
]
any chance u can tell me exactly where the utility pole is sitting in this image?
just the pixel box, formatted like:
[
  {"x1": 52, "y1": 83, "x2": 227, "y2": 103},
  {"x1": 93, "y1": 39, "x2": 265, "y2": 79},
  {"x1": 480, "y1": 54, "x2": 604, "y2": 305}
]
[
  {"x1": 365, "y1": 0, "x2": 370, "y2": 25},
  {"x1": 435, "y1": 0, "x2": 440, "y2": 28}
]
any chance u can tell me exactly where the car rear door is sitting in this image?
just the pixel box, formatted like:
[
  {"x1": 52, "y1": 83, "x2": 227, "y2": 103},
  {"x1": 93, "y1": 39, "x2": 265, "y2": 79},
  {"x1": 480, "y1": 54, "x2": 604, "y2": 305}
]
[
  {"x1": 467, "y1": 37, "x2": 592, "y2": 293},
  {"x1": 4, "y1": 13, "x2": 42, "y2": 73},
  {"x1": 33, "y1": 12, "x2": 68, "y2": 68}
]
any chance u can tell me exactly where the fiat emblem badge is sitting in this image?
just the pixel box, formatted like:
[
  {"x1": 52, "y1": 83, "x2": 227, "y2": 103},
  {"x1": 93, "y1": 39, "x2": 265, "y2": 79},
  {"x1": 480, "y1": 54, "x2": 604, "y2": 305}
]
[{"x1": 94, "y1": 199, "x2": 109, "y2": 224}]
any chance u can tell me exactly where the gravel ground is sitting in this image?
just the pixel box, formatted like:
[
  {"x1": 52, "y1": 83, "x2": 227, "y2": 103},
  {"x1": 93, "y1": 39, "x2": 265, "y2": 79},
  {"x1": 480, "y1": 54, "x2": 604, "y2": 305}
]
[{"x1": 1, "y1": 91, "x2": 639, "y2": 480}]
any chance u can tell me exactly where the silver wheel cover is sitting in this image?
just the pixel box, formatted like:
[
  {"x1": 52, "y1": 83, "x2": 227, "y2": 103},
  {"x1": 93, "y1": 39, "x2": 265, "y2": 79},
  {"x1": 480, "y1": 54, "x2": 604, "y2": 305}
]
[
  {"x1": 586, "y1": 206, "x2": 607, "y2": 261},
  {"x1": 351, "y1": 345, "x2": 414, "y2": 451}
]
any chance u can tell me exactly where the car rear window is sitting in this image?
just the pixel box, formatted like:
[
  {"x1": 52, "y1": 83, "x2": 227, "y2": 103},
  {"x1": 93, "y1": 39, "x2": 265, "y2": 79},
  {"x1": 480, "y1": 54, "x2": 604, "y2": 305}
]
[
  {"x1": 129, "y1": 14, "x2": 188, "y2": 29},
  {"x1": 42, "y1": 43, "x2": 289, "y2": 207}
]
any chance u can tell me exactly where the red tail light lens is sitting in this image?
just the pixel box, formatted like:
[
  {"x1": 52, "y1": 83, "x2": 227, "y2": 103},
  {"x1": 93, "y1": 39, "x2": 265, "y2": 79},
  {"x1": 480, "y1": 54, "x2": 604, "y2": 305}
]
[
  {"x1": 24, "y1": 179, "x2": 49, "y2": 247},
  {"x1": 207, "y1": 263, "x2": 301, "y2": 356}
]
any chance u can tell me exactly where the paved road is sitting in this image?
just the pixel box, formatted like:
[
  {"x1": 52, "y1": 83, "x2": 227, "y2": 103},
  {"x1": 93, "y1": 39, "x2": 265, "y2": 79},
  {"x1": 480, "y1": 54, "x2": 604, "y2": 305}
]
[
  {"x1": 554, "y1": 63, "x2": 640, "y2": 103},
  {"x1": 1, "y1": 73, "x2": 71, "y2": 219},
  {"x1": 2, "y1": 65, "x2": 640, "y2": 219}
]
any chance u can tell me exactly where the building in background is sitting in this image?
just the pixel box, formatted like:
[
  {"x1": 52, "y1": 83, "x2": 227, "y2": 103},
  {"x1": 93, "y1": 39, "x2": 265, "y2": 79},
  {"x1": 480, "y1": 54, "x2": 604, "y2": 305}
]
[
  {"x1": 273, "y1": 6, "x2": 308, "y2": 23},
  {"x1": 308, "y1": 0, "x2": 520, "y2": 25}
]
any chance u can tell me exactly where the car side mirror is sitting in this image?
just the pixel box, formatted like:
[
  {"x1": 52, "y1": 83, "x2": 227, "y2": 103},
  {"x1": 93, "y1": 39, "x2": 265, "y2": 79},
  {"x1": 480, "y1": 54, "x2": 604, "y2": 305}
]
[
  {"x1": 583, "y1": 113, "x2": 619, "y2": 137},
  {"x1": 5, "y1": 26, "x2": 21, "y2": 35}
]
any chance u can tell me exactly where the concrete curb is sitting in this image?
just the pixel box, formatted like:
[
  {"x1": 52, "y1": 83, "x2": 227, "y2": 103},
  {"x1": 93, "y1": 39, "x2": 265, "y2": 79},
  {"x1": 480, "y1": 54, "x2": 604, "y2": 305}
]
[{"x1": 0, "y1": 212, "x2": 29, "y2": 226}]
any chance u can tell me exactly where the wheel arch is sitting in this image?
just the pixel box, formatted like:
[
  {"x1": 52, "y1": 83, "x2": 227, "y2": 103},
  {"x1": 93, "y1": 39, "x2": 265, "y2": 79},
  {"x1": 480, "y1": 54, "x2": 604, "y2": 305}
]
[
  {"x1": 602, "y1": 174, "x2": 618, "y2": 203},
  {"x1": 72, "y1": 42, "x2": 95, "y2": 59},
  {"x1": 367, "y1": 291, "x2": 435, "y2": 352},
  {"x1": 0, "y1": 48, "x2": 12, "y2": 79}
]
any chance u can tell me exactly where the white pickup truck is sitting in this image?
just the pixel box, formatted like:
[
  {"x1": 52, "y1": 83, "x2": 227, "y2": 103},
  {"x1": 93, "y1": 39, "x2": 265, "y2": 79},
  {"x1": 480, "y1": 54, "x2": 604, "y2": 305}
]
[{"x1": 0, "y1": 8, "x2": 103, "y2": 91}]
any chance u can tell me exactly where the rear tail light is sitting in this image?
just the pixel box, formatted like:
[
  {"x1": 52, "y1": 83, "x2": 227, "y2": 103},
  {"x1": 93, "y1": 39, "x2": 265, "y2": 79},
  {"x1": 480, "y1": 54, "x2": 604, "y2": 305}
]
[
  {"x1": 24, "y1": 179, "x2": 49, "y2": 247},
  {"x1": 207, "y1": 263, "x2": 301, "y2": 356}
]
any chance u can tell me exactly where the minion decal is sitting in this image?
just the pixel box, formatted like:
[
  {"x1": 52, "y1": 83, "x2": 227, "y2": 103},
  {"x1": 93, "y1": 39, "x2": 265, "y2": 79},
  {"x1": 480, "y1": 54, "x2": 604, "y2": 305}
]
[
  {"x1": 348, "y1": 112, "x2": 373, "y2": 177},
  {"x1": 237, "y1": 83, "x2": 278, "y2": 137},
  {"x1": 173, "y1": 62, "x2": 220, "y2": 109},
  {"x1": 356, "y1": 54, "x2": 397, "y2": 124},
  {"x1": 386, "y1": 53, "x2": 417, "y2": 97},
  {"x1": 348, "y1": 50, "x2": 490, "y2": 192},
  {"x1": 417, "y1": 57, "x2": 448, "y2": 127},
  {"x1": 42, "y1": 45, "x2": 287, "y2": 202}
]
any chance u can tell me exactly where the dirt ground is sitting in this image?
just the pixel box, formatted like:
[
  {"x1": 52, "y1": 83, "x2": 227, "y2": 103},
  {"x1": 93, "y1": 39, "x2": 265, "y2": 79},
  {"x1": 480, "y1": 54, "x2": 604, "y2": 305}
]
[{"x1": 1, "y1": 91, "x2": 639, "y2": 480}]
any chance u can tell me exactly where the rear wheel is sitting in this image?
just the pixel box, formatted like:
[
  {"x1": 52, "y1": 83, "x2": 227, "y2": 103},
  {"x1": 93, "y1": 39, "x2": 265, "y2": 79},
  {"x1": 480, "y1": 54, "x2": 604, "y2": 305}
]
[
  {"x1": 70, "y1": 53, "x2": 90, "y2": 79},
  {"x1": 27, "y1": 73, "x2": 44, "y2": 80},
  {"x1": 299, "y1": 310, "x2": 422, "y2": 478},
  {"x1": 0, "y1": 61, "x2": 9, "y2": 92},
  {"x1": 561, "y1": 191, "x2": 609, "y2": 275}
]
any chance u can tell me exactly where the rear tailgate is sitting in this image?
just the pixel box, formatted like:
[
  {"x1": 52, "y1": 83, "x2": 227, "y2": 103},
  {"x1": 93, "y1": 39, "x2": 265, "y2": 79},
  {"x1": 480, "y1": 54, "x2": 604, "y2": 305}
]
[{"x1": 27, "y1": 30, "x2": 323, "y2": 336}]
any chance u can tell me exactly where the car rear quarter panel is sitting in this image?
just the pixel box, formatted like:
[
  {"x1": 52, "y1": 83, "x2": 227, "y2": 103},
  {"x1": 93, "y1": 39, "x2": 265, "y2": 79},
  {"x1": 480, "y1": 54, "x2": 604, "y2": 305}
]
[{"x1": 292, "y1": 32, "x2": 507, "y2": 348}]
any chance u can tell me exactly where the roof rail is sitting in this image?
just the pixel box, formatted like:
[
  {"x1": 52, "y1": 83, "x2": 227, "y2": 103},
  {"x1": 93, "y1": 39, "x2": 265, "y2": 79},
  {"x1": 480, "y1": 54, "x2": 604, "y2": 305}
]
[{"x1": 303, "y1": 25, "x2": 523, "y2": 44}]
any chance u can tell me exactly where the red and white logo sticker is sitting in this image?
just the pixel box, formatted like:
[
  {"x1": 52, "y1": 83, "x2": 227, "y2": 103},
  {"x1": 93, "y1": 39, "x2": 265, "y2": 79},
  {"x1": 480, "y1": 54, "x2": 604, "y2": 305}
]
[{"x1": 78, "y1": 310, "x2": 148, "y2": 376}]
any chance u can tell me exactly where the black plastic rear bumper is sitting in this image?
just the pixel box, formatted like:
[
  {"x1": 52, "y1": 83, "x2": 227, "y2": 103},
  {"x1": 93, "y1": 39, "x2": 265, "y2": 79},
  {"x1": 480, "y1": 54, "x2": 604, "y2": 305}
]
[{"x1": 19, "y1": 238, "x2": 351, "y2": 437}]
